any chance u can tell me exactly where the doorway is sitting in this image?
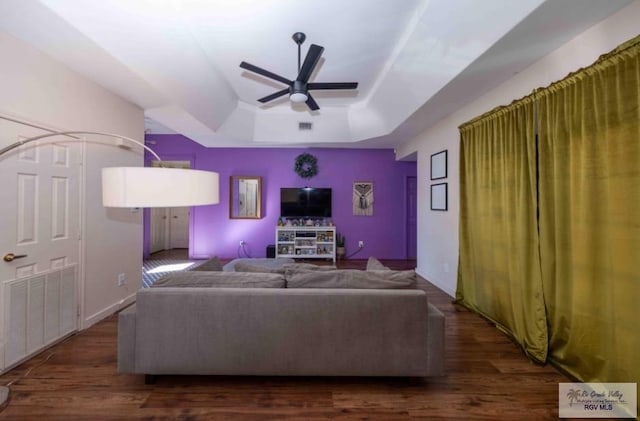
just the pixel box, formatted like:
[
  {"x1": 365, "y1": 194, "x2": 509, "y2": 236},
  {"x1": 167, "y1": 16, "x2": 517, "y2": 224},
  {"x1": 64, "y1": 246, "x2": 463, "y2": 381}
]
[{"x1": 149, "y1": 160, "x2": 191, "y2": 256}]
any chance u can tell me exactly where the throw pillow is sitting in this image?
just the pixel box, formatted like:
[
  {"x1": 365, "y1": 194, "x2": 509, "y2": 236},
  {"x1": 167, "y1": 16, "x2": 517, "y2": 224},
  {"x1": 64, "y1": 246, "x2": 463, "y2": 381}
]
[
  {"x1": 285, "y1": 269, "x2": 416, "y2": 289},
  {"x1": 152, "y1": 271, "x2": 285, "y2": 288},
  {"x1": 366, "y1": 256, "x2": 391, "y2": 271},
  {"x1": 190, "y1": 256, "x2": 223, "y2": 272}
]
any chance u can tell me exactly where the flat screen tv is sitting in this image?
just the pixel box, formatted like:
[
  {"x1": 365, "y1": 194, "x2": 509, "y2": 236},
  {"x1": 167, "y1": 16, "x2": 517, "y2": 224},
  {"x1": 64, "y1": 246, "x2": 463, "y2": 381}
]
[{"x1": 280, "y1": 187, "x2": 332, "y2": 218}]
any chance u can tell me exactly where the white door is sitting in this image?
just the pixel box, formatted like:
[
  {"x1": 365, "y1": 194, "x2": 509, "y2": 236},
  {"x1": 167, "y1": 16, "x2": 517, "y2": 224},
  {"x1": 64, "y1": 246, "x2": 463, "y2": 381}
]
[
  {"x1": 169, "y1": 207, "x2": 189, "y2": 249},
  {"x1": 0, "y1": 118, "x2": 80, "y2": 371},
  {"x1": 149, "y1": 207, "x2": 167, "y2": 254}
]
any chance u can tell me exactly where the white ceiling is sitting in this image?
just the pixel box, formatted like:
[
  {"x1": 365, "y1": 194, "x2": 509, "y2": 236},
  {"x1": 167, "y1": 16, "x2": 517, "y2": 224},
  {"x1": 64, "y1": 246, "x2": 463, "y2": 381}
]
[{"x1": 0, "y1": 0, "x2": 633, "y2": 149}]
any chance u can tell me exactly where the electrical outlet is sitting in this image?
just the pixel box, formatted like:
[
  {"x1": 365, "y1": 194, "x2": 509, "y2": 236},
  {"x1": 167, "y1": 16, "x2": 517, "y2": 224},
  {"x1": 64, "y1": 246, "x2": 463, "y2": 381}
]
[
  {"x1": 117, "y1": 273, "x2": 126, "y2": 286},
  {"x1": 358, "y1": 241, "x2": 364, "y2": 248},
  {"x1": 443, "y1": 263, "x2": 450, "y2": 273}
]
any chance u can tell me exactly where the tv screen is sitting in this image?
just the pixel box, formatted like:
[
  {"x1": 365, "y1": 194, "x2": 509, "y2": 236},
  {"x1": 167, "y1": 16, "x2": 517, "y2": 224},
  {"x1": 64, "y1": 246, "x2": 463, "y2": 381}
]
[{"x1": 280, "y1": 187, "x2": 332, "y2": 218}]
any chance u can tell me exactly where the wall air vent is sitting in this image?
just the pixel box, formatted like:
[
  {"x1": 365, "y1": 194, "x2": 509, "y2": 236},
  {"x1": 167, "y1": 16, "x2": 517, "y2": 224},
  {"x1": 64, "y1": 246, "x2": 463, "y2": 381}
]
[{"x1": 298, "y1": 122, "x2": 313, "y2": 131}]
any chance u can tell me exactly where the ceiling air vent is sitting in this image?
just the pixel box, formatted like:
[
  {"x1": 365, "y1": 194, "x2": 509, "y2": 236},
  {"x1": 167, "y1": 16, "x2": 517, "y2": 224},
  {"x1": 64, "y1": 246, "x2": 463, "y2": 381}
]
[{"x1": 298, "y1": 122, "x2": 313, "y2": 131}]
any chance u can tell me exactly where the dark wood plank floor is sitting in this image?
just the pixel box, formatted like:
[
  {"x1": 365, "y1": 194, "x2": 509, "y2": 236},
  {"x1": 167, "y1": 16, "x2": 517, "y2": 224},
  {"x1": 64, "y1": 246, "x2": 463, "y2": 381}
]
[{"x1": 0, "y1": 259, "x2": 578, "y2": 420}]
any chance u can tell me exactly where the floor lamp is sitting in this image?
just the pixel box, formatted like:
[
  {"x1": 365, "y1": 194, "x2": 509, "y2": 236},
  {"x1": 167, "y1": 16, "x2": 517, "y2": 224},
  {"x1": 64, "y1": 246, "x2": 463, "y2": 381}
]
[{"x1": 0, "y1": 130, "x2": 219, "y2": 407}]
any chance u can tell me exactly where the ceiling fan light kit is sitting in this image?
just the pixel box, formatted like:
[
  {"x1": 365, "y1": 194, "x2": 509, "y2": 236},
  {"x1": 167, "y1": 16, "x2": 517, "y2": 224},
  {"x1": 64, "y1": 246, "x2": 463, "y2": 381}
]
[
  {"x1": 290, "y1": 92, "x2": 308, "y2": 103},
  {"x1": 290, "y1": 80, "x2": 308, "y2": 103},
  {"x1": 239, "y1": 32, "x2": 358, "y2": 111}
]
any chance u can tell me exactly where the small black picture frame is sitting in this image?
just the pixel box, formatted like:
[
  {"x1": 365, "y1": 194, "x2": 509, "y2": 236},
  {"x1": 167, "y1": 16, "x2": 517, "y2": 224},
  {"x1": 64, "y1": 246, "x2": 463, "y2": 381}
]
[
  {"x1": 430, "y1": 183, "x2": 448, "y2": 211},
  {"x1": 430, "y1": 150, "x2": 447, "y2": 180}
]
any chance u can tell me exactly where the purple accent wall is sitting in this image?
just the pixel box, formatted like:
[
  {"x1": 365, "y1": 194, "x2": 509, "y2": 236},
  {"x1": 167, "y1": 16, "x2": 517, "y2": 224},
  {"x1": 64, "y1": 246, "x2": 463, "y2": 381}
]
[{"x1": 144, "y1": 135, "x2": 416, "y2": 260}]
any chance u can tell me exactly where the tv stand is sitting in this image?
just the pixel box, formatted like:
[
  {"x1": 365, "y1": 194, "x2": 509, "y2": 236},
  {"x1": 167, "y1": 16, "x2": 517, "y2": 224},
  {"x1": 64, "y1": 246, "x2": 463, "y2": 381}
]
[{"x1": 276, "y1": 226, "x2": 336, "y2": 263}]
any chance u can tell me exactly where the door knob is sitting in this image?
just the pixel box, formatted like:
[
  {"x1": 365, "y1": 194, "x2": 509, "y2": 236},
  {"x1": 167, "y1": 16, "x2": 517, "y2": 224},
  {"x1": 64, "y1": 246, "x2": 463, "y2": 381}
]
[{"x1": 3, "y1": 253, "x2": 27, "y2": 262}]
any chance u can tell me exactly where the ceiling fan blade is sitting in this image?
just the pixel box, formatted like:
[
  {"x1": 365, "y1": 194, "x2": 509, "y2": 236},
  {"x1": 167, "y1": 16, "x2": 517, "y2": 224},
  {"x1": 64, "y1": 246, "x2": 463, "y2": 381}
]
[
  {"x1": 297, "y1": 44, "x2": 324, "y2": 83},
  {"x1": 305, "y1": 93, "x2": 320, "y2": 111},
  {"x1": 308, "y1": 82, "x2": 358, "y2": 90},
  {"x1": 240, "y1": 61, "x2": 292, "y2": 85},
  {"x1": 258, "y1": 88, "x2": 290, "y2": 103}
]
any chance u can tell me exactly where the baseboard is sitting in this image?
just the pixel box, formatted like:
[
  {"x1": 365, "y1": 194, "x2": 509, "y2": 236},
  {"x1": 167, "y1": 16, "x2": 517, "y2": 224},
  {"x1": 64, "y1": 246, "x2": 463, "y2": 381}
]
[
  {"x1": 415, "y1": 268, "x2": 456, "y2": 298},
  {"x1": 82, "y1": 292, "x2": 136, "y2": 329}
]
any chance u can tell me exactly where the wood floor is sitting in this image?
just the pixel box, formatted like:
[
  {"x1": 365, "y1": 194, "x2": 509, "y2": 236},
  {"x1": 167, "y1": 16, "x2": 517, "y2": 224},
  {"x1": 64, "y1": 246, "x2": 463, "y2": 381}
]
[{"x1": 0, "y1": 258, "x2": 575, "y2": 420}]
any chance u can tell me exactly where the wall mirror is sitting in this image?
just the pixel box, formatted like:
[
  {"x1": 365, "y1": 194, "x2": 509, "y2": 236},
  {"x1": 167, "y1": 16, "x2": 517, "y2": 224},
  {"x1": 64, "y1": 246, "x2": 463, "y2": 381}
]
[{"x1": 229, "y1": 176, "x2": 262, "y2": 219}]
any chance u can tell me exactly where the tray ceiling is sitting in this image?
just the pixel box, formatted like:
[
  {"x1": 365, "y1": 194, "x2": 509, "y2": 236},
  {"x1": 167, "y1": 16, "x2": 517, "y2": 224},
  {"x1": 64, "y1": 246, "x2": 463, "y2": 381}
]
[{"x1": 0, "y1": 0, "x2": 633, "y2": 148}]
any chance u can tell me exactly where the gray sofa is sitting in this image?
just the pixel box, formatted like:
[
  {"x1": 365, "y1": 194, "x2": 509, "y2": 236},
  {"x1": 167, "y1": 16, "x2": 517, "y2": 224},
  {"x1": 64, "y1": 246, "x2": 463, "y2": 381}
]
[{"x1": 118, "y1": 263, "x2": 445, "y2": 379}]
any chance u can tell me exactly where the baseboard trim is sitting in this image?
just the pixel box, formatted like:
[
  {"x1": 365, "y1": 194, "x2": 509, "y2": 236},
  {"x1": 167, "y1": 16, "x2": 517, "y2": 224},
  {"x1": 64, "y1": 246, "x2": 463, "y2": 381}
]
[
  {"x1": 415, "y1": 268, "x2": 456, "y2": 298},
  {"x1": 82, "y1": 293, "x2": 136, "y2": 329}
]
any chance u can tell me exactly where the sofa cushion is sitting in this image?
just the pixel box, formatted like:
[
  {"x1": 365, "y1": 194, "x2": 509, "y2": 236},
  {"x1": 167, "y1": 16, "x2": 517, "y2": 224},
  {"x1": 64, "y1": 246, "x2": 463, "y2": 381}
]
[
  {"x1": 283, "y1": 263, "x2": 337, "y2": 271},
  {"x1": 366, "y1": 256, "x2": 391, "y2": 271},
  {"x1": 234, "y1": 261, "x2": 287, "y2": 274},
  {"x1": 223, "y1": 258, "x2": 294, "y2": 272},
  {"x1": 285, "y1": 269, "x2": 416, "y2": 289},
  {"x1": 233, "y1": 261, "x2": 336, "y2": 274},
  {"x1": 189, "y1": 256, "x2": 223, "y2": 272},
  {"x1": 152, "y1": 271, "x2": 285, "y2": 288}
]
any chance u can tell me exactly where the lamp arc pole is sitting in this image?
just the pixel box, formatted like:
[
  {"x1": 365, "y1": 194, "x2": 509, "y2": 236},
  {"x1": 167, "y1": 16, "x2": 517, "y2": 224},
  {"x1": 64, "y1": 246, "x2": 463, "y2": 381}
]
[{"x1": 0, "y1": 130, "x2": 162, "y2": 161}]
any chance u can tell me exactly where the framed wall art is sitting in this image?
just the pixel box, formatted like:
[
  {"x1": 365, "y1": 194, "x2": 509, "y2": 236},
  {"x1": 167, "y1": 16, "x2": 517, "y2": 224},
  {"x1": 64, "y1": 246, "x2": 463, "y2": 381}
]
[
  {"x1": 430, "y1": 182, "x2": 448, "y2": 211},
  {"x1": 353, "y1": 181, "x2": 374, "y2": 216},
  {"x1": 430, "y1": 150, "x2": 447, "y2": 180}
]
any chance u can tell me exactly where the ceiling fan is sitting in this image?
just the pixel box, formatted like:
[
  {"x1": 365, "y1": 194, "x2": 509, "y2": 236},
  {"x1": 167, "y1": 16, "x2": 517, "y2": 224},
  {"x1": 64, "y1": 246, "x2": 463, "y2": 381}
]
[{"x1": 239, "y1": 32, "x2": 358, "y2": 111}]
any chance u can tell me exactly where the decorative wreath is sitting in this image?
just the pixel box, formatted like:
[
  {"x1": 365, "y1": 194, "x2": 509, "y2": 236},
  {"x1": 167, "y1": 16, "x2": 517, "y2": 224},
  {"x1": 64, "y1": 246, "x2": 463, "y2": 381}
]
[{"x1": 294, "y1": 153, "x2": 318, "y2": 179}]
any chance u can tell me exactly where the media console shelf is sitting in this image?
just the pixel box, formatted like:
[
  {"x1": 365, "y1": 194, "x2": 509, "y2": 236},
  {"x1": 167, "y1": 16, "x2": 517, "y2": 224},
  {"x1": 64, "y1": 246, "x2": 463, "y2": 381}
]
[{"x1": 276, "y1": 226, "x2": 336, "y2": 263}]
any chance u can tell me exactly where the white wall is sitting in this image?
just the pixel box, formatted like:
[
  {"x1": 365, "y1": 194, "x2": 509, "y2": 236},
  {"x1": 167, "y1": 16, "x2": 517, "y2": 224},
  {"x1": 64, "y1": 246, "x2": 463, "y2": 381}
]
[
  {"x1": 397, "y1": 0, "x2": 640, "y2": 297},
  {"x1": 0, "y1": 31, "x2": 144, "y2": 327}
]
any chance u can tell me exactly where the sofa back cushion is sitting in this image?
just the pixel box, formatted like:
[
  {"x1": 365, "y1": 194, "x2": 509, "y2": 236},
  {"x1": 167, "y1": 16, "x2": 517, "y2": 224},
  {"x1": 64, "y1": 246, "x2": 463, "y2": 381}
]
[
  {"x1": 285, "y1": 269, "x2": 416, "y2": 289},
  {"x1": 152, "y1": 271, "x2": 285, "y2": 288},
  {"x1": 189, "y1": 256, "x2": 223, "y2": 272},
  {"x1": 233, "y1": 262, "x2": 287, "y2": 274},
  {"x1": 283, "y1": 263, "x2": 337, "y2": 271},
  {"x1": 222, "y1": 258, "x2": 294, "y2": 272},
  {"x1": 234, "y1": 262, "x2": 337, "y2": 274}
]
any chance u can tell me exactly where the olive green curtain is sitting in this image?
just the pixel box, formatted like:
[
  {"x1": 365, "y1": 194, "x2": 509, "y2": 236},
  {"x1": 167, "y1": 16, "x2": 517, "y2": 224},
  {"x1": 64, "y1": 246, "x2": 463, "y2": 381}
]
[
  {"x1": 458, "y1": 35, "x2": 640, "y2": 381},
  {"x1": 457, "y1": 96, "x2": 548, "y2": 363},
  {"x1": 537, "y1": 36, "x2": 640, "y2": 382}
]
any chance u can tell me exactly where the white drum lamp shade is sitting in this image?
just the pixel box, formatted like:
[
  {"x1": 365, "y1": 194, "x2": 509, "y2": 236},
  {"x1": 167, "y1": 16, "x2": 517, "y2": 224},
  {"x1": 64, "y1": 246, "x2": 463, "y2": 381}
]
[{"x1": 102, "y1": 167, "x2": 220, "y2": 207}]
